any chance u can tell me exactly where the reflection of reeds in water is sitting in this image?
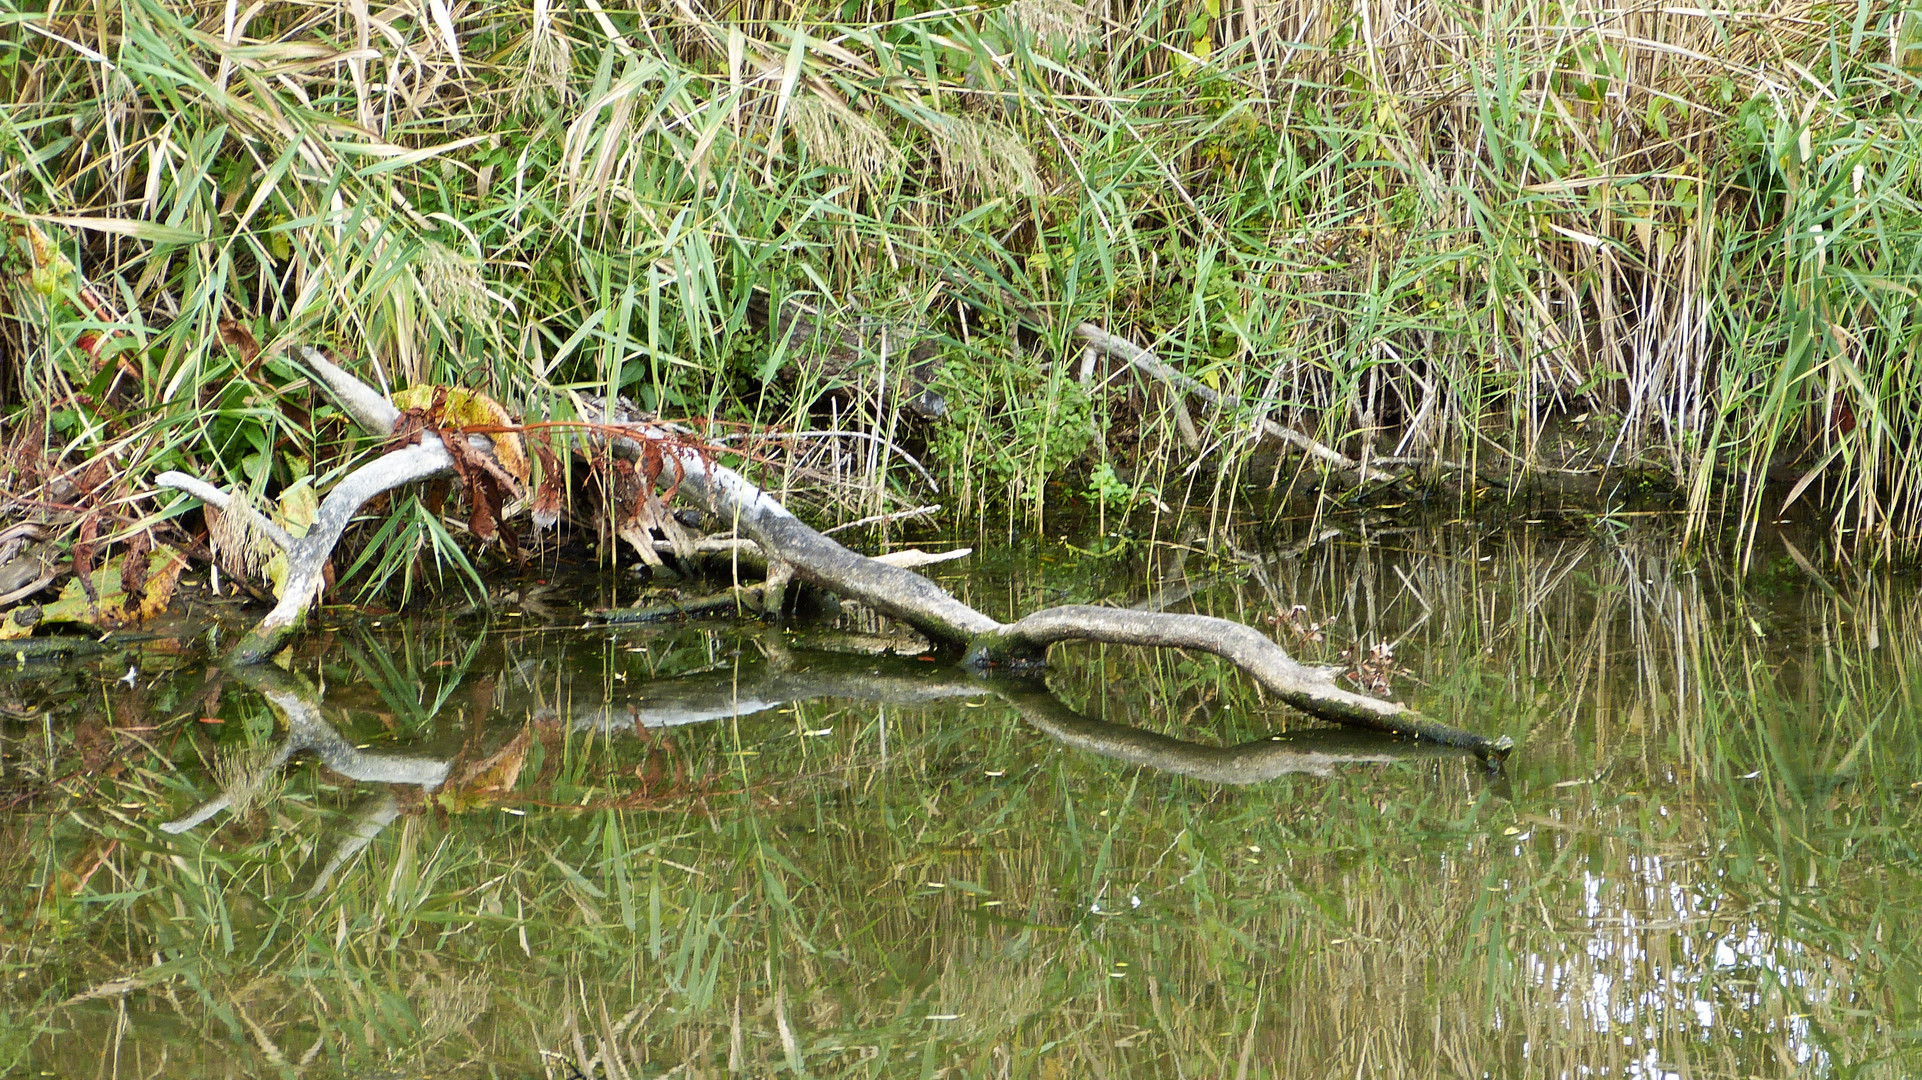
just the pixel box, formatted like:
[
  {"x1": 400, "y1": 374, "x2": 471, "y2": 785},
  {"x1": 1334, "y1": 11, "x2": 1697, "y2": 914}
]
[
  {"x1": 1256, "y1": 797, "x2": 1881, "y2": 1077},
  {"x1": 964, "y1": 517, "x2": 1922, "y2": 1074},
  {"x1": 1025, "y1": 518, "x2": 1755, "y2": 765},
  {"x1": 211, "y1": 743, "x2": 284, "y2": 819},
  {"x1": 415, "y1": 973, "x2": 490, "y2": 1046},
  {"x1": 32, "y1": 520, "x2": 1922, "y2": 1077}
]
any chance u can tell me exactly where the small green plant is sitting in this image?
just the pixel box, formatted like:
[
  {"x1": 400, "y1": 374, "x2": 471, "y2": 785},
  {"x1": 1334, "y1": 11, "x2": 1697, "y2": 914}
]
[
  {"x1": 932, "y1": 340, "x2": 1095, "y2": 516},
  {"x1": 1086, "y1": 461, "x2": 1134, "y2": 510}
]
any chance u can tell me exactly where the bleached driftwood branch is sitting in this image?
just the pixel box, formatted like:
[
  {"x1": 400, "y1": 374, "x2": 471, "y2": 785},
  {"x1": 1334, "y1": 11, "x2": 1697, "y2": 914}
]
[
  {"x1": 144, "y1": 475, "x2": 298, "y2": 553},
  {"x1": 155, "y1": 347, "x2": 531, "y2": 662},
  {"x1": 158, "y1": 440, "x2": 454, "y2": 663},
  {"x1": 155, "y1": 346, "x2": 1511, "y2": 759}
]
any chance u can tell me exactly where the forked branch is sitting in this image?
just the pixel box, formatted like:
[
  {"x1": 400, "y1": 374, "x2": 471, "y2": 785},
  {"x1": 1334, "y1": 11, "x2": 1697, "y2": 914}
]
[{"x1": 153, "y1": 348, "x2": 1512, "y2": 760}]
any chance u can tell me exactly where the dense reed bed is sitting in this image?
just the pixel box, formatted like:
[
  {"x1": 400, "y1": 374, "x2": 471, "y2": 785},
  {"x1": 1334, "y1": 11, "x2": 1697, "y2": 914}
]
[{"x1": 5, "y1": 0, "x2": 1922, "y2": 582}]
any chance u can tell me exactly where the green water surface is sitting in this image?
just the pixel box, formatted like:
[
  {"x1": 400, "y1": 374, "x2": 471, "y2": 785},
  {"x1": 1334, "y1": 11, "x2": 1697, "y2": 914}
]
[{"x1": 2, "y1": 511, "x2": 1918, "y2": 1078}]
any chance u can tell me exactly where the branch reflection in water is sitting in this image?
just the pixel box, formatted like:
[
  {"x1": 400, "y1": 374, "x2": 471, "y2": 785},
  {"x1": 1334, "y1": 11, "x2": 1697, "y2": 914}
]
[{"x1": 157, "y1": 648, "x2": 1493, "y2": 879}]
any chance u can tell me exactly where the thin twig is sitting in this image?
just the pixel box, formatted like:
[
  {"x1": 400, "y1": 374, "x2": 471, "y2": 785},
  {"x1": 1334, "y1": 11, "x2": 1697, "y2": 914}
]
[
  {"x1": 712, "y1": 429, "x2": 940, "y2": 493},
  {"x1": 823, "y1": 504, "x2": 942, "y2": 534},
  {"x1": 151, "y1": 473, "x2": 297, "y2": 553},
  {"x1": 0, "y1": 566, "x2": 63, "y2": 608},
  {"x1": 1073, "y1": 324, "x2": 1397, "y2": 484}
]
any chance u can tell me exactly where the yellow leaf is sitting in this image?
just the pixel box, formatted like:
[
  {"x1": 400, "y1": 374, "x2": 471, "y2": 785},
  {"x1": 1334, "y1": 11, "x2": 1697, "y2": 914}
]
[
  {"x1": 261, "y1": 478, "x2": 321, "y2": 598},
  {"x1": 0, "y1": 546, "x2": 186, "y2": 639},
  {"x1": 277, "y1": 478, "x2": 319, "y2": 538},
  {"x1": 392, "y1": 385, "x2": 529, "y2": 484}
]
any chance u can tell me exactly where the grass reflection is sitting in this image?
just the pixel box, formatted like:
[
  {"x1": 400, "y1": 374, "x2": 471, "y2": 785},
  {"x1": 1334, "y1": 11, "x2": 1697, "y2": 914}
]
[{"x1": 1, "y1": 517, "x2": 1920, "y2": 1077}]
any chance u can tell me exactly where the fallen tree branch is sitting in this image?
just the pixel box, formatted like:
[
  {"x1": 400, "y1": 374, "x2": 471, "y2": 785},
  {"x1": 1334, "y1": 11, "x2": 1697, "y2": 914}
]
[
  {"x1": 974, "y1": 606, "x2": 1494, "y2": 751},
  {"x1": 148, "y1": 473, "x2": 296, "y2": 553},
  {"x1": 159, "y1": 440, "x2": 456, "y2": 663},
  {"x1": 155, "y1": 346, "x2": 1510, "y2": 759},
  {"x1": 1073, "y1": 324, "x2": 1397, "y2": 484},
  {"x1": 595, "y1": 416, "x2": 1507, "y2": 753},
  {"x1": 0, "y1": 565, "x2": 61, "y2": 609}
]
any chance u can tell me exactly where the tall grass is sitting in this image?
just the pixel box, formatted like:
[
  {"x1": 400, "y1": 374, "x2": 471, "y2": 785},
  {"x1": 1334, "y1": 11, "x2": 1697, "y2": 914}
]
[{"x1": 4, "y1": 0, "x2": 1922, "y2": 569}]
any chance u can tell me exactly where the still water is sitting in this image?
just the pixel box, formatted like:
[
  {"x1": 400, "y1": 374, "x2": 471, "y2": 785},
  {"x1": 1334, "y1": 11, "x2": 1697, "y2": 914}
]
[{"x1": 2, "y1": 509, "x2": 1919, "y2": 1078}]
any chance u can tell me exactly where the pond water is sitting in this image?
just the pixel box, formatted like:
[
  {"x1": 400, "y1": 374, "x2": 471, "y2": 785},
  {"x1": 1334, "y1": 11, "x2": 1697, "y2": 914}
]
[{"x1": 3, "y1": 506, "x2": 1920, "y2": 1078}]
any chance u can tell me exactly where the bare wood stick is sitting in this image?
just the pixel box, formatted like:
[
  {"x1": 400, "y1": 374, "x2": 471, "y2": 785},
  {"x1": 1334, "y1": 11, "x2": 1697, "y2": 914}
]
[
  {"x1": 152, "y1": 472, "x2": 297, "y2": 553},
  {"x1": 871, "y1": 547, "x2": 970, "y2": 568},
  {"x1": 667, "y1": 537, "x2": 763, "y2": 557},
  {"x1": 0, "y1": 565, "x2": 62, "y2": 608},
  {"x1": 160, "y1": 441, "x2": 457, "y2": 663},
  {"x1": 977, "y1": 606, "x2": 1507, "y2": 753},
  {"x1": 761, "y1": 560, "x2": 793, "y2": 618},
  {"x1": 1073, "y1": 324, "x2": 1396, "y2": 484},
  {"x1": 581, "y1": 404, "x2": 1505, "y2": 756},
  {"x1": 295, "y1": 345, "x2": 400, "y2": 432},
  {"x1": 822, "y1": 504, "x2": 942, "y2": 534}
]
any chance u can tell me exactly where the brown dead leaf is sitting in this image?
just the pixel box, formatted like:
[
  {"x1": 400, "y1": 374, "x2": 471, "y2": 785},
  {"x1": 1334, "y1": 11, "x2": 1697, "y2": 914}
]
[
  {"x1": 531, "y1": 441, "x2": 563, "y2": 531},
  {"x1": 76, "y1": 457, "x2": 112, "y2": 497},
  {"x1": 72, "y1": 513, "x2": 100, "y2": 606},
  {"x1": 439, "y1": 723, "x2": 533, "y2": 811},
  {"x1": 467, "y1": 465, "x2": 500, "y2": 542},
  {"x1": 120, "y1": 530, "x2": 151, "y2": 599},
  {"x1": 218, "y1": 319, "x2": 262, "y2": 370},
  {"x1": 4, "y1": 406, "x2": 46, "y2": 489},
  {"x1": 609, "y1": 459, "x2": 661, "y2": 566}
]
